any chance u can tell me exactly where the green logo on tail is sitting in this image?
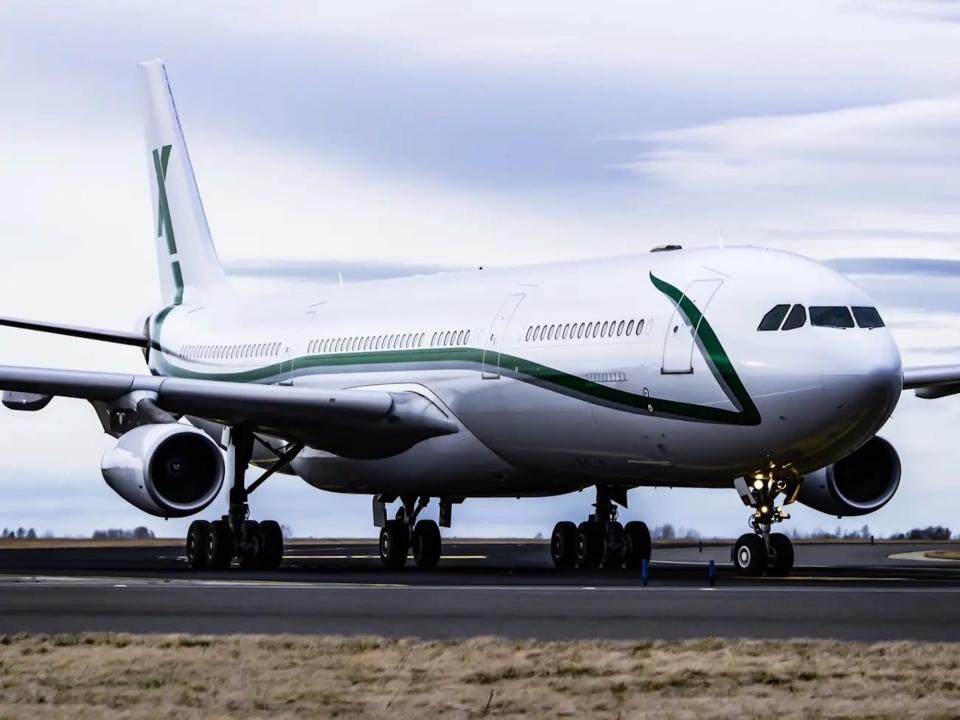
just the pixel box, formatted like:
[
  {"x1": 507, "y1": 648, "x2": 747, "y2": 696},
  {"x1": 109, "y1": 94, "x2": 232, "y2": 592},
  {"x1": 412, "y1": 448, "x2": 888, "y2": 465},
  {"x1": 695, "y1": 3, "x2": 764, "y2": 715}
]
[
  {"x1": 152, "y1": 145, "x2": 176, "y2": 254},
  {"x1": 152, "y1": 144, "x2": 183, "y2": 305}
]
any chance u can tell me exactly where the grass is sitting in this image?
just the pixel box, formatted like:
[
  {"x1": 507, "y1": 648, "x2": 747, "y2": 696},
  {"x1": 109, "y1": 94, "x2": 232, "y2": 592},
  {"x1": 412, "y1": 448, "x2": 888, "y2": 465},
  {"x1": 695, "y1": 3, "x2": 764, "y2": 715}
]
[{"x1": 0, "y1": 634, "x2": 957, "y2": 718}]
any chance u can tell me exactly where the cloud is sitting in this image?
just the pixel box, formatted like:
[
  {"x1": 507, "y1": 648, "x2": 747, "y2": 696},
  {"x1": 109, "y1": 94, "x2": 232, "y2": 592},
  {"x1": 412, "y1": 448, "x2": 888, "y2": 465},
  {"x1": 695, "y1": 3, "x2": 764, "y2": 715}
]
[{"x1": 4, "y1": 1, "x2": 960, "y2": 539}]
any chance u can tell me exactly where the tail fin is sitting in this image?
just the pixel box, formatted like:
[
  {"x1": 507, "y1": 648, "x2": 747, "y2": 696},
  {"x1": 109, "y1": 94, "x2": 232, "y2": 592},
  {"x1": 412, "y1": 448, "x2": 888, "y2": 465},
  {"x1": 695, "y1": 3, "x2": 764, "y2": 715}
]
[{"x1": 139, "y1": 59, "x2": 228, "y2": 306}]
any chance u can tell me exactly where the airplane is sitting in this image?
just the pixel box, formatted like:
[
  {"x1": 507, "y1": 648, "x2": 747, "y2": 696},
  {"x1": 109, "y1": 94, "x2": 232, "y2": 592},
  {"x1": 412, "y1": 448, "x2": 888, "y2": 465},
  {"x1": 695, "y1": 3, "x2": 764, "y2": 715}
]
[{"x1": 2, "y1": 59, "x2": 959, "y2": 577}]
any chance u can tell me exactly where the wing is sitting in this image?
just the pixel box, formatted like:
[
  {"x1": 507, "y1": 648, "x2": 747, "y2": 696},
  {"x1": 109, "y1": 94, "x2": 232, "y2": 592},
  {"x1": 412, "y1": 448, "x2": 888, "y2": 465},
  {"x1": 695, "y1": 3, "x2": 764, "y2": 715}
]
[
  {"x1": 0, "y1": 364, "x2": 458, "y2": 457},
  {"x1": 902, "y1": 365, "x2": 960, "y2": 399}
]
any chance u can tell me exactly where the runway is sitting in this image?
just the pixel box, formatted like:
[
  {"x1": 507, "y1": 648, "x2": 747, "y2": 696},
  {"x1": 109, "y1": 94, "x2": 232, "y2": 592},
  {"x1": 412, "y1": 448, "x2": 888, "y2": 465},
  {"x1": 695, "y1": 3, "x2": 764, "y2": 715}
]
[{"x1": 1, "y1": 540, "x2": 959, "y2": 641}]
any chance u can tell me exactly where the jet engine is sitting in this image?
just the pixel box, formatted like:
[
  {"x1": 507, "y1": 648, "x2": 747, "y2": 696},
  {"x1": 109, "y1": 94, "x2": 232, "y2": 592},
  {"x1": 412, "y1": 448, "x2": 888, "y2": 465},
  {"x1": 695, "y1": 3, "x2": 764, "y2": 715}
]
[
  {"x1": 101, "y1": 423, "x2": 225, "y2": 518},
  {"x1": 797, "y1": 436, "x2": 900, "y2": 517}
]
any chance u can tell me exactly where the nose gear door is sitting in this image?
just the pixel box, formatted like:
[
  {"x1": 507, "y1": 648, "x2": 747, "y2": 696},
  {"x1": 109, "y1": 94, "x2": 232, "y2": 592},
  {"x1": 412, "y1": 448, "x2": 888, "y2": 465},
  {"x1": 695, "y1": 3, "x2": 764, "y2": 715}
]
[
  {"x1": 482, "y1": 293, "x2": 525, "y2": 379},
  {"x1": 661, "y1": 278, "x2": 723, "y2": 374}
]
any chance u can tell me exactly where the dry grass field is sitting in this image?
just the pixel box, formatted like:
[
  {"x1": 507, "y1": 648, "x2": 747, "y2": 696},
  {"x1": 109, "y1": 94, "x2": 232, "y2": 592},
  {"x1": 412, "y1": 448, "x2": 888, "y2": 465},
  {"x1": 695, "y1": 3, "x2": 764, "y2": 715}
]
[{"x1": 0, "y1": 634, "x2": 957, "y2": 719}]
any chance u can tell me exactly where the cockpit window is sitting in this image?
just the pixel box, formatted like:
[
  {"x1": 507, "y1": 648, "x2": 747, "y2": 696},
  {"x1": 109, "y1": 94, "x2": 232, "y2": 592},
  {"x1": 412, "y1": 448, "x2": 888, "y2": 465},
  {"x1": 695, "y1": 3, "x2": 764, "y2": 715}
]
[
  {"x1": 809, "y1": 306, "x2": 854, "y2": 328},
  {"x1": 757, "y1": 304, "x2": 790, "y2": 331},
  {"x1": 781, "y1": 304, "x2": 806, "y2": 331},
  {"x1": 852, "y1": 306, "x2": 885, "y2": 329}
]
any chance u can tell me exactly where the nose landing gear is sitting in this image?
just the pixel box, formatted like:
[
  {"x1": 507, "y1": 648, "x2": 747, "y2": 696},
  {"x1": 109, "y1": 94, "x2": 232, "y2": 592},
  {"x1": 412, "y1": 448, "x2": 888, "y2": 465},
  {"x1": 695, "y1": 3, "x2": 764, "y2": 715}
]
[{"x1": 732, "y1": 474, "x2": 798, "y2": 577}]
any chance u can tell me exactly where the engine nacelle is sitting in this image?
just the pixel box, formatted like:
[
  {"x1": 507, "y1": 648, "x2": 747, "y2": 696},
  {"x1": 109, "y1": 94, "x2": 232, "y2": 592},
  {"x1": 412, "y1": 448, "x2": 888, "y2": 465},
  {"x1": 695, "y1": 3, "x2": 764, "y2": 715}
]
[
  {"x1": 101, "y1": 424, "x2": 225, "y2": 518},
  {"x1": 797, "y1": 436, "x2": 900, "y2": 517}
]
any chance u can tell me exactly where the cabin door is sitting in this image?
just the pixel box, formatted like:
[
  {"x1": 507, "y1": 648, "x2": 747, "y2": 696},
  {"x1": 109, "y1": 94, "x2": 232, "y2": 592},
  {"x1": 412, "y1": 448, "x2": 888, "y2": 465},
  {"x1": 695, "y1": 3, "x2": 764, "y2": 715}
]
[
  {"x1": 482, "y1": 293, "x2": 526, "y2": 379},
  {"x1": 661, "y1": 279, "x2": 723, "y2": 374}
]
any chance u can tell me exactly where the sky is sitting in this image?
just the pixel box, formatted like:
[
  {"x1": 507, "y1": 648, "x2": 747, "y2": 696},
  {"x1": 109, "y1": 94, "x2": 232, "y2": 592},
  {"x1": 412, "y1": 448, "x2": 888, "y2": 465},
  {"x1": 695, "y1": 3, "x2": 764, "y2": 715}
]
[{"x1": 2, "y1": 0, "x2": 960, "y2": 539}]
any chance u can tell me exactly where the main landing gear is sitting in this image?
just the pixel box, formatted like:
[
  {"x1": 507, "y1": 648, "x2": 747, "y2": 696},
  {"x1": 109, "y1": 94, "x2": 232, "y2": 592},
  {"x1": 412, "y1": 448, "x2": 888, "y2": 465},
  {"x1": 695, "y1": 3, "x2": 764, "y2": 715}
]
[
  {"x1": 186, "y1": 427, "x2": 303, "y2": 571},
  {"x1": 732, "y1": 473, "x2": 798, "y2": 577},
  {"x1": 550, "y1": 486, "x2": 651, "y2": 570},
  {"x1": 376, "y1": 495, "x2": 445, "y2": 570}
]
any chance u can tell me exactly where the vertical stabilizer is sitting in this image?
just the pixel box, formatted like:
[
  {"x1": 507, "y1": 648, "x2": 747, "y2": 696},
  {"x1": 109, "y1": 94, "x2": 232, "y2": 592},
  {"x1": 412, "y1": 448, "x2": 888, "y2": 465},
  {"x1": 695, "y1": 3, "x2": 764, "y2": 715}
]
[{"x1": 139, "y1": 59, "x2": 228, "y2": 306}]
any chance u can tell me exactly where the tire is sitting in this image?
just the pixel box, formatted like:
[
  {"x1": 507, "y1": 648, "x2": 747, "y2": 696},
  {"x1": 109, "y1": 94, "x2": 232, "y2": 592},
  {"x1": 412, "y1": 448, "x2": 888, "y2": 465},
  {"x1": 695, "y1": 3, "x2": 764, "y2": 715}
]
[
  {"x1": 623, "y1": 521, "x2": 652, "y2": 570},
  {"x1": 601, "y1": 521, "x2": 626, "y2": 569},
  {"x1": 186, "y1": 520, "x2": 209, "y2": 570},
  {"x1": 733, "y1": 533, "x2": 767, "y2": 577},
  {"x1": 379, "y1": 519, "x2": 409, "y2": 569},
  {"x1": 575, "y1": 521, "x2": 603, "y2": 569},
  {"x1": 412, "y1": 520, "x2": 442, "y2": 570},
  {"x1": 237, "y1": 520, "x2": 261, "y2": 570},
  {"x1": 257, "y1": 520, "x2": 284, "y2": 571},
  {"x1": 550, "y1": 521, "x2": 577, "y2": 570},
  {"x1": 205, "y1": 519, "x2": 234, "y2": 570},
  {"x1": 766, "y1": 533, "x2": 794, "y2": 576}
]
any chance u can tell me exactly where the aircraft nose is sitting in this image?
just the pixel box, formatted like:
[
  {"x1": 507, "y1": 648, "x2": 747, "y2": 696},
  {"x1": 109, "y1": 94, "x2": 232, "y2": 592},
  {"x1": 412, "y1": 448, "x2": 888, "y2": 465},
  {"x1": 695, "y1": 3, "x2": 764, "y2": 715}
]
[{"x1": 822, "y1": 334, "x2": 902, "y2": 441}]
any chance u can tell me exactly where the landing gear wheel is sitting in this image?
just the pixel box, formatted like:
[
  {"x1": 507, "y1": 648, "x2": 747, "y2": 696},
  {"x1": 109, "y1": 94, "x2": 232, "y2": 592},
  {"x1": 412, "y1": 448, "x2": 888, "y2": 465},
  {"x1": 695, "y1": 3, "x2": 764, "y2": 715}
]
[
  {"x1": 206, "y1": 519, "x2": 234, "y2": 570},
  {"x1": 602, "y1": 521, "x2": 626, "y2": 569},
  {"x1": 550, "y1": 521, "x2": 577, "y2": 570},
  {"x1": 379, "y1": 519, "x2": 409, "y2": 569},
  {"x1": 257, "y1": 520, "x2": 284, "y2": 570},
  {"x1": 733, "y1": 533, "x2": 767, "y2": 577},
  {"x1": 766, "y1": 532, "x2": 794, "y2": 576},
  {"x1": 237, "y1": 520, "x2": 262, "y2": 570},
  {"x1": 623, "y1": 521, "x2": 652, "y2": 570},
  {"x1": 186, "y1": 520, "x2": 209, "y2": 569},
  {"x1": 575, "y1": 521, "x2": 603, "y2": 569},
  {"x1": 412, "y1": 520, "x2": 441, "y2": 570}
]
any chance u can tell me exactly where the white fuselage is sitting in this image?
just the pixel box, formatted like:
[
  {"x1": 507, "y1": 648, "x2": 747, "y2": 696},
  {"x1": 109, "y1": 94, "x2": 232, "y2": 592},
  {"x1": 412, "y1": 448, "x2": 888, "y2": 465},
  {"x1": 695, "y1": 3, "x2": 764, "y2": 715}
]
[{"x1": 148, "y1": 246, "x2": 903, "y2": 498}]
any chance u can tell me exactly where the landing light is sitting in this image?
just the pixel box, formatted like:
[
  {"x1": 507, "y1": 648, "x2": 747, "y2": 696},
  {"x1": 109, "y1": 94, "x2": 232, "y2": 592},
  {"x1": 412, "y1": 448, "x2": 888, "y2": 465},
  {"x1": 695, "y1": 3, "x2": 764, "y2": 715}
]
[{"x1": 752, "y1": 479, "x2": 764, "y2": 490}]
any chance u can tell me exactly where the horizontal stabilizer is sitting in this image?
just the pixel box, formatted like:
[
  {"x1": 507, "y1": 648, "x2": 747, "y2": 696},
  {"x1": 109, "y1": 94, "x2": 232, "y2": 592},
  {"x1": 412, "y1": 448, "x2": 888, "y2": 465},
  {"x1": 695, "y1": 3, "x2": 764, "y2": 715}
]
[{"x1": 0, "y1": 315, "x2": 149, "y2": 348}]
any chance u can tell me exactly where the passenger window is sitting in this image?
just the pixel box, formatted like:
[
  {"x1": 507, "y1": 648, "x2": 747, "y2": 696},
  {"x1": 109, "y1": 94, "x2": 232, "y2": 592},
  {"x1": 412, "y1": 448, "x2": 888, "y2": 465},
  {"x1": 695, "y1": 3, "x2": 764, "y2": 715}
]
[
  {"x1": 758, "y1": 304, "x2": 790, "y2": 331},
  {"x1": 852, "y1": 306, "x2": 884, "y2": 329},
  {"x1": 781, "y1": 305, "x2": 806, "y2": 331},
  {"x1": 586, "y1": 322, "x2": 593, "y2": 337},
  {"x1": 617, "y1": 320, "x2": 625, "y2": 336},
  {"x1": 626, "y1": 320, "x2": 634, "y2": 335},
  {"x1": 601, "y1": 321, "x2": 609, "y2": 337},
  {"x1": 809, "y1": 306, "x2": 854, "y2": 329}
]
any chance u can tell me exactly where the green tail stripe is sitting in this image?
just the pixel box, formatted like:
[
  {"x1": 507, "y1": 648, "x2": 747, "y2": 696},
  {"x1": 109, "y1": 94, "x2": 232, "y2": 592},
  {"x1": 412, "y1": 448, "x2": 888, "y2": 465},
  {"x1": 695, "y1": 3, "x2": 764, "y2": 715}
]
[
  {"x1": 171, "y1": 261, "x2": 184, "y2": 306},
  {"x1": 152, "y1": 145, "x2": 176, "y2": 255}
]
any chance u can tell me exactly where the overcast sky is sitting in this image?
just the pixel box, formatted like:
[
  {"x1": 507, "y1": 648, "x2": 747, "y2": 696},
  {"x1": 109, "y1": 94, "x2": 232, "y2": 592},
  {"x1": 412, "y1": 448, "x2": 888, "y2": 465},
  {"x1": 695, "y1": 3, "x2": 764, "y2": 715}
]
[{"x1": 2, "y1": 0, "x2": 960, "y2": 539}]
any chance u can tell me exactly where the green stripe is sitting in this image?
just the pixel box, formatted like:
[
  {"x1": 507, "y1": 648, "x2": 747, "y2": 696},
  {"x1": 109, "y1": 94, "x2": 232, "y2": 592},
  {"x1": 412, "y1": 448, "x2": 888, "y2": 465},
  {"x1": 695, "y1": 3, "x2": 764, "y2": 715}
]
[
  {"x1": 152, "y1": 145, "x2": 176, "y2": 255},
  {"x1": 146, "y1": 275, "x2": 761, "y2": 426},
  {"x1": 649, "y1": 272, "x2": 760, "y2": 425}
]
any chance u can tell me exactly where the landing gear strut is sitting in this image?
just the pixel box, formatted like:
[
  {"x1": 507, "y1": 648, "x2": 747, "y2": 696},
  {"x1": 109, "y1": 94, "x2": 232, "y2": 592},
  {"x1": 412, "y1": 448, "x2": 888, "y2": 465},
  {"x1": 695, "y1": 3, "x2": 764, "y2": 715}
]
[
  {"x1": 377, "y1": 496, "x2": 442, "y2": 570},
  {"x1": 551, "y1": 486, "x2": 650, "y2": 570},
  {"x1": 185, "y1": 426, "x2": 301, "y2": 571},
  {"x1": 732, "y1": 473, "x2": 798, "y2": 577}
]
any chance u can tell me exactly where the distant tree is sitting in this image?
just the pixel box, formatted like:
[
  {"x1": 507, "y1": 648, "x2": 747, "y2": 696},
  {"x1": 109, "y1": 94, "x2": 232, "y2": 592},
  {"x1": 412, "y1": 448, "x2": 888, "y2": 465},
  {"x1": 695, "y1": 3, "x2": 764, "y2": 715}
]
[
  {"x1": 132, "y1": 526, "x2": 154, "y2": 540},
  {"x1": 26, "y1": 529, "x2": 36, "y2": 540},
  {"x1": 658, "y1": 524, "x2": 675, "y2": 541},
  {"x1": 280, "y1": 524, "x2": 293, "y2": 539},
  {"x1": 16, "y1": 528, "x2": 25, "y2": 539}
]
